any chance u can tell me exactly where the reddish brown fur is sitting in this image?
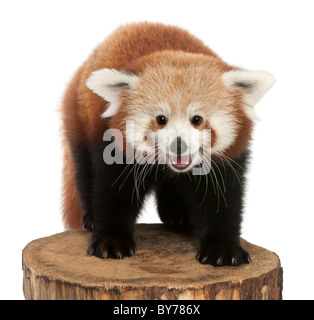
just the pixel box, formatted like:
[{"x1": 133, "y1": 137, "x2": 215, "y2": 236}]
[
  {"x1": 61, "y1": 68, "x2": 85, "y2": 229},
  {"x1": 61, "y1": 22, "x2": 253, "y2": 229},
  {"x1": 61, "y1": 136, "x2": 81, "y2": 229},
  {"x1": 224, "y1": 105, "x2": 253, "y2": 159}
]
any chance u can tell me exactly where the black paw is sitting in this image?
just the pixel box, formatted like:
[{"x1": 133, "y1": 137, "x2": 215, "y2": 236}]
[
  {"x1": 81, "y1": 214, "x2": 94, "y2": 231},
  {"x1": 196, "y1": 244, "x2": 251, "y2": 267},
  {"x1": 87, "y1": 236, "x2": 136, "y2": 259}
]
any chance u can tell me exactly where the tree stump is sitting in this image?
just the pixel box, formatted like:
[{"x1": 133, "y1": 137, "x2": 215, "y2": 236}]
[{"x1": 22, "y1": 224, "x2": 283, "y2": 300}]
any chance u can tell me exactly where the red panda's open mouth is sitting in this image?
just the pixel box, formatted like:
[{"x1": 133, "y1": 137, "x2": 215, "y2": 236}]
[{"x1": 169, "y1": 154, "x2": 192, "y2": 170}]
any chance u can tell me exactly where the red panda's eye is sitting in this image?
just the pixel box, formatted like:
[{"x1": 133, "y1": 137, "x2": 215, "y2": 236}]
[
  {"x1": 191, "y1": 115, "x2": 203, "y2": 126},
  {"x1": 156, "y1": 115, "x2": 167, "y2": 125}
]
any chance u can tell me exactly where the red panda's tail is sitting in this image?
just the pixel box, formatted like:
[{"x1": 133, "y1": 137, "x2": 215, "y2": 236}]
[
  {"x1": 60, "y1": 68, "x2": 85, "y2": 230},
  {"x1": 61, "y1": 137, "x2": 82, "y2": 230}
]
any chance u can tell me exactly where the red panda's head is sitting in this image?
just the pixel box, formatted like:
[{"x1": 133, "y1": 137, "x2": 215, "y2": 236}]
[{"x1": 86, "y1": 51, "x2": 274, "y2": 173}]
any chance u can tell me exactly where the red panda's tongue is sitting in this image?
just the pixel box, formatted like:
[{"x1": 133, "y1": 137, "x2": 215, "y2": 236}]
[{"x1": 170, "y1": 154, "x2": 191, "y2": 169}]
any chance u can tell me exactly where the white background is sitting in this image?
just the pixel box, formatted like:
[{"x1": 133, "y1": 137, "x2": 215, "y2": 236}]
[{"x1": 0, "y1": 0, "x2": 313, "y2": 300}]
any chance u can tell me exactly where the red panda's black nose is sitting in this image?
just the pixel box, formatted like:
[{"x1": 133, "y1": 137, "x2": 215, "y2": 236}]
[{"x1": 170, "y1": 137, "x2": 188, "y2": 155}]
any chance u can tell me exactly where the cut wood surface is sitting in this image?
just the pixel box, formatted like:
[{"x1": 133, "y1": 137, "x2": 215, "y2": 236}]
[{"x1": 22, "y1": 224, "x2": 283, "y2": 300}]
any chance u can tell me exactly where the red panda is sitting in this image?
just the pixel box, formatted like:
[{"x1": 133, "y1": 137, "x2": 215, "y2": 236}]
[{"x1": 61, "y1": 22, "x2": 274, "y2": 266}]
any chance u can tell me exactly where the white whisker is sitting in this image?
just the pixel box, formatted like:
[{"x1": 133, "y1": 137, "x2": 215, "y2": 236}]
[{"x1": 215, "y1": 151, "x2": 243, "y2": 188}]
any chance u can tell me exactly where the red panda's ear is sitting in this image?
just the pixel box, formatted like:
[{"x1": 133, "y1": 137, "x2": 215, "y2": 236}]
[
  {"x1": 86, "y1": 68, "x2": 140, "y2": 118},
  {"x1": 222, "y1": 70, "x2": 275, "y2": 107}
]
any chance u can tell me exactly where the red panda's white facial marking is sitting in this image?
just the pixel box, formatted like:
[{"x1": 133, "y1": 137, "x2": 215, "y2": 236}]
[
  {"x1": 119, "y1": 100, "x2": 213, "y2": 173},
  {"x1": 86, "y1": 51, "x2": 275, "y2": 172},
  {"x1": 155, "y1": 116, "x2": 205, "y2": 172}
]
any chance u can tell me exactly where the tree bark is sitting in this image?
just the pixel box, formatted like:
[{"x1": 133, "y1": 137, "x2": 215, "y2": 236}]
[{"x1": 22, "y1": 224, "x2": 283, "y2": 300}]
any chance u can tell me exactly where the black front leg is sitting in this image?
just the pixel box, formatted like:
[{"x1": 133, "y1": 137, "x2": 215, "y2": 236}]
[
  {"x1": 195, "y1": 151, "x2": 251, "y2": 266},
  {"x1": 87, "y1": 144, "x2": 152, "y2": 259}
]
